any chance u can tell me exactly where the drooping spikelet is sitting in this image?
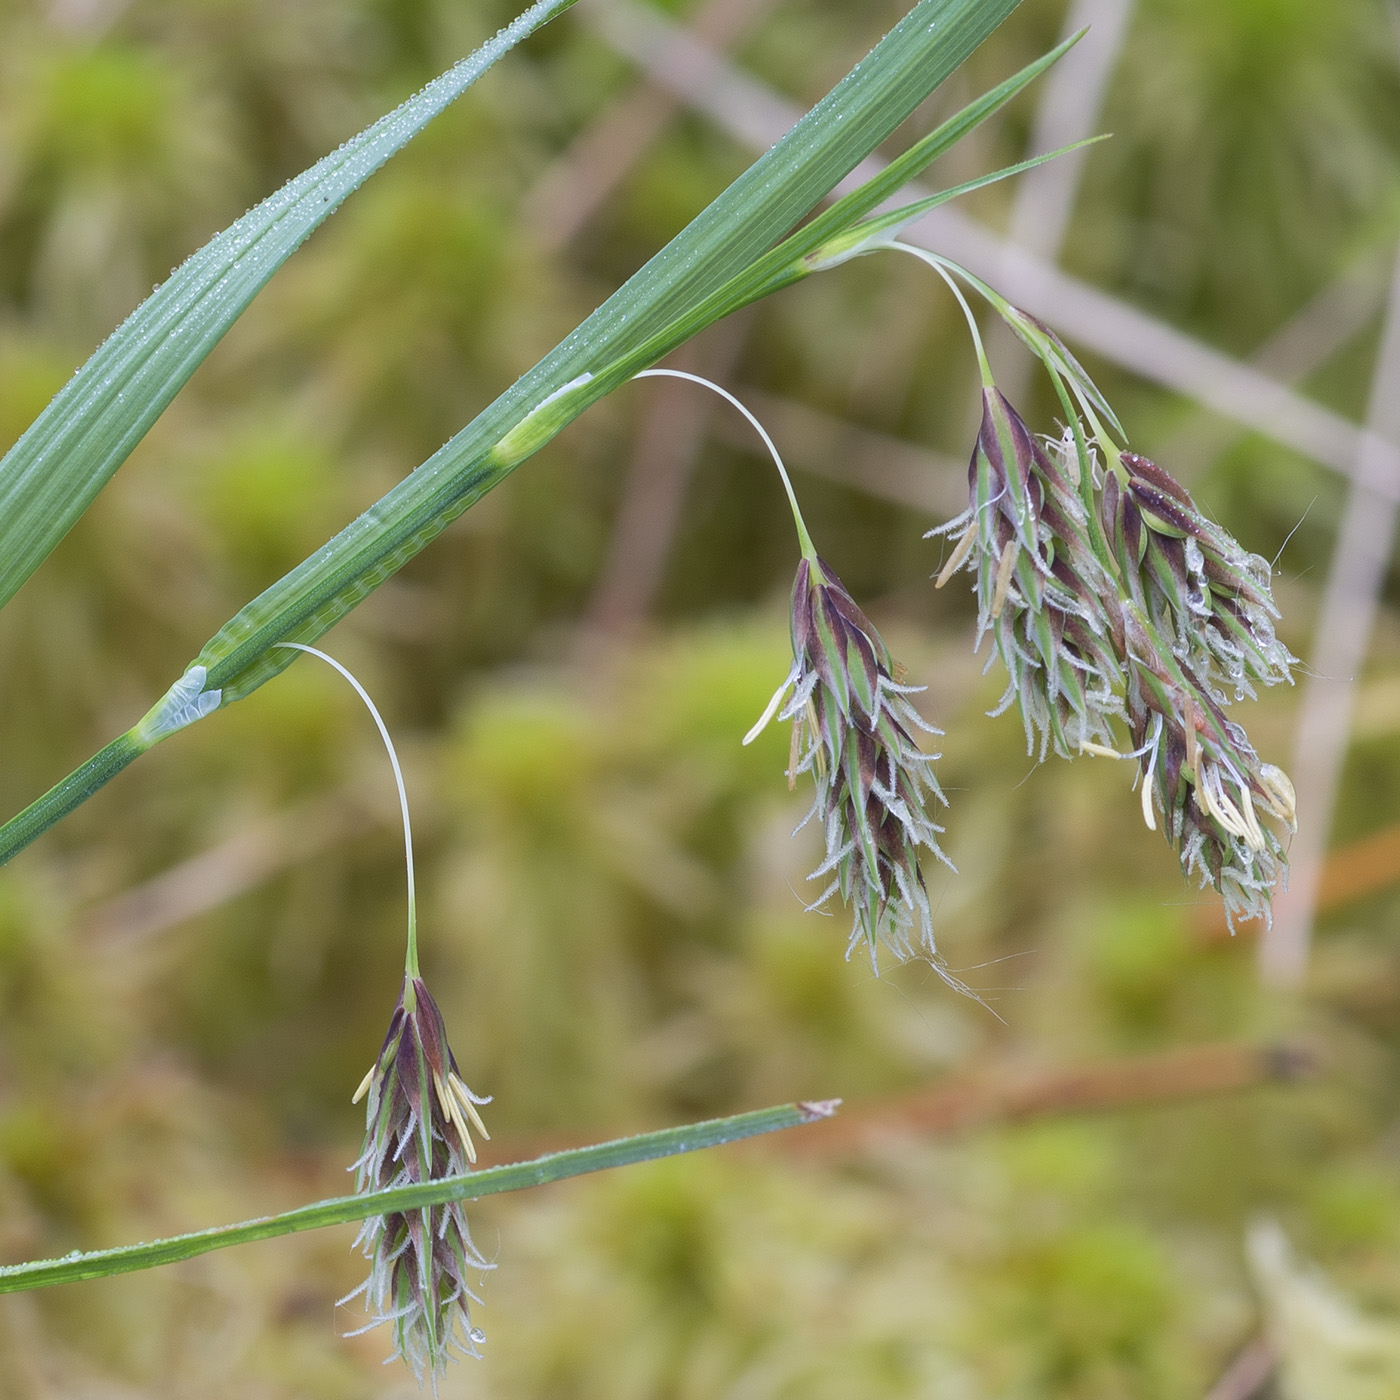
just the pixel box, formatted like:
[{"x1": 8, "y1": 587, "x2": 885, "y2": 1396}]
[
  {"x1": 342, "y1": 975, "x2": 493, "y2": 1386},
  {"x1": 929, "y1": 381, "x2": 1297, "y2": 927},
  {"x1": 747, "y1": 555, "x2": 952, "y2": 970},
  {"x1": 931, "y1": 390, "x2": 1125, "y2": 760},
  {"x1": 1103, "y1": 451, "x2": 1296, "y2": 702},
  {"x1": 1101, "y1": 459, "x2": 1298, "y2": 928}
]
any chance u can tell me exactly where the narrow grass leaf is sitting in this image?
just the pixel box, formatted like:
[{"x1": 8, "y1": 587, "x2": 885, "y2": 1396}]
[
  {"x1": 0, "y1": 0, "x2": 579, "y2": 614},
  {"x1": 0, "y1": 1101, "x2": 837, "y2": 1294},
  {"x1": 0, "y1": 0, "x2": 1025, "y2": 865}
]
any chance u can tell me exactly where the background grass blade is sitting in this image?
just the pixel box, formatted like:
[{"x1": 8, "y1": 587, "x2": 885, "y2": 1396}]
[
  {"x1": 0, "y1": 1101, "x2": 836, "y2": 1293},
  {"x1": 0, "y1": 0, "x2": 578, "y2": 615}
]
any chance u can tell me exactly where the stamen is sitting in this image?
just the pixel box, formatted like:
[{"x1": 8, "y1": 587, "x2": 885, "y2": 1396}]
[
  {"x1": 433, "y1": 1070, "x2": 453, "y2": 1123},
  {"x1": 1235, "y1": 777, "x2": 1267, "y2": 852},
  {"x1": 935, "y1": 520, "x2": 978, "y2": 588},
  {"x1": 1199, "y1": 765, "x2": 1249, "y2": 842},
  {"x1": 744, "y1": 664, "x2": 797, "y2": 746},
  {"x1": 1259, "y1": 763, "x2": 1297, "y2": 828},
  {"x1": 451, "y1": 1100, "x2": 478, "y2": 1165},
  {"x1": 451, "y1": 1077, "x2": 491, "y2": 1141},
  {"x1": 352, "y1": 1063, "x2": 376, "y2": 1105},
  {"x1": 1079, "y1": 740, "x2": 1125, "y2": 759}
]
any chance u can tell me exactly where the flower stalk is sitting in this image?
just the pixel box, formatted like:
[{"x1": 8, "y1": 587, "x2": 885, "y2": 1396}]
[{"x1": 278, "y1": 642, "x2": 491, "y2": 1383}]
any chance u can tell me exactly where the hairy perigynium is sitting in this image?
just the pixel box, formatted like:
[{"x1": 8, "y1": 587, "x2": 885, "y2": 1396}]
[
  {"x1": 344, "y1": 975, "x2": 493, "y2": 1383},
  {"x1": 748, "y1": 556, "x2": 952, "y2": 971},
  {"x1": 930, "y1": 355, "x2": 1295, "y2": 927}
]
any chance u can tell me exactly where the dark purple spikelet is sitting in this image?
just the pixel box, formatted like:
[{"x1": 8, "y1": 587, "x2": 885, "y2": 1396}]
[
  {"x1": 1108, "y1": 452, "x2": 1296, "y2": 701},
  {"x1": 929, "y1": 381, "x2": 1296, "y2": 928},
  {"x1": 746, "y1": 556, "x2": 951, "y2": 971},
  {"x1": 342, "y1": 975, "x2": 493, "y2": 1386},
  {"x1": 930, "y1": 392, "x2": 1125, "y2": 759},
  {"x1": 1121, "y1": 611, "x2": 1295, "y2": 929}
]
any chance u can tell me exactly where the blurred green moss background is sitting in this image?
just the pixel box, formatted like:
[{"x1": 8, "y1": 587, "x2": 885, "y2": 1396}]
[{"x1": 2, "y1": 0, "x2": 1400, "y2": 1394}]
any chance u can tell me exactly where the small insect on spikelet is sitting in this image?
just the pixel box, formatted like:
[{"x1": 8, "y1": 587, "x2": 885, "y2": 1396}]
[
  {"x1": 746, "y1": 554, "x2": 952, "y2": 970},
  {"x1": 274, "y1": 642, "x2": 494, "y2": 1386},
  {"x1": 344, "y1": 974, "x2": 494, "y2": 1383}
]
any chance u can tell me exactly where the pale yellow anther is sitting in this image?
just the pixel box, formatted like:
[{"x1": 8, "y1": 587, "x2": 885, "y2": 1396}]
[
  {"x1": 1259, "y1": 763, "x2": 1297, "y2": 829},
  {"x1": 991, "y1": 540, "x2": 1018, "y2": 619},
  {"x1": 450, "y1": 1074, "x2": 490, "y2": 1141},
  {"x1": 1195, "y1": 765, "x2": 1220, "y2": 825},
  {"x1": 1079, "y1": 741, "x2": 1125, "y2": 759},
  {"x1": 435, "y1": 1069, "x2": 478, "y2": 1162},
  {"x1": 1216, "y1": 787, "x2": 1250, "y2": 844},
  {"x1": 1199, "y1": 766, "x2": 1250, "y2": 843},
  {"x1": 450, "y1": 1102, "x2": 478, "y2": 1164},
  {"x1": 935, "y1": 520, "x2": 977, "y2": 589},
  {"x1": 352, "y1": 1063, "x2": 375, "y2": 1105},
  {"x1": 1237, "y1": 779, "x2": 1267, "y2": 852},
  {"x1": 1140, "y1": 773, "x2": 1156, "y2": 832},
  {"x1": 743, "y1": 677, "x2": 790, "y2": 746},
  {"x1": 454, "y1": 1101, "x2": 479, "y2": 1164}
]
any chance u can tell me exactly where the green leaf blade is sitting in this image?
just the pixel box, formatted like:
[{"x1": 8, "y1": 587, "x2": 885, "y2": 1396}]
[
  {"x1": 0, "y1": 1100, "x2": 837, "y2": 1293},
  {"x1": 0, "y1": 0, "x2": 580, "y2": 614},
  {"x1": 192, "y1": 0, "x2": 1030, "y2": 705},
  {"x1": 0, "y1": 0, "x2": 1027, "y2": 866}
]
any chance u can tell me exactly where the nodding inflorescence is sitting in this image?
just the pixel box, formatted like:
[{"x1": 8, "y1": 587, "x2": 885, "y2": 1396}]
[
  {"x1": 276, "y1": 643, "x2": 492, "y2": 1386},
  {"x1": 633, "y1": 371, "x2": 955, "y2": 978},
  {"x1": 343, "y1": 974, "x2": 493, "y2": 1385},
  {"x1": 746, "y1": 554, "x2": 954, "y2": 975},
  {"x1": 907, "y1": 248, "x2": 1297, "y2": 930}
]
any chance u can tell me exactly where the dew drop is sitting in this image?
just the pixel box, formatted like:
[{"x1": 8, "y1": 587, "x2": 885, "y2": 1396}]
[{"x1": 469, "y1": 1328, "x2": 486, "y2": 1345}]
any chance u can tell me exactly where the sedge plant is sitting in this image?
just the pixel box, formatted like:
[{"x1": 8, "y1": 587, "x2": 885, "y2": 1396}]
[{"x1": 0, "y1": 0, "x2": 1298, "y2": 1385}]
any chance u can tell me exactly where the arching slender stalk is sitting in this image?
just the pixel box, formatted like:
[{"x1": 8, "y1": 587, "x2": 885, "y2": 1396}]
[
  {"x1": 276, "y1": 643, "x2": 418, "y2": 979},
  {"x1": 633, "y1": 368, "x2": 818, "y2": 561},
  {"x1": 886, "y1": 244, "x2": 994, "y2": 386}
]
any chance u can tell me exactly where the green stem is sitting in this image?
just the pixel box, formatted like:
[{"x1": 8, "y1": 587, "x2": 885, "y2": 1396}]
[
  {"x1": 0, "y1": 731, "x2": 149, "y2": 864},
  {"x1": 0, "y1": 1099, "x2": 838, "y2": 1294},
  {"x1": 889, "y1": 245, "x2": 994, "y2": 385},
  {"x1": 275, "y1": 644, "x2": 419, "y2": 978},
  {"x1": 632, "y1": 369, "x2": 818, "y2": 560}
]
